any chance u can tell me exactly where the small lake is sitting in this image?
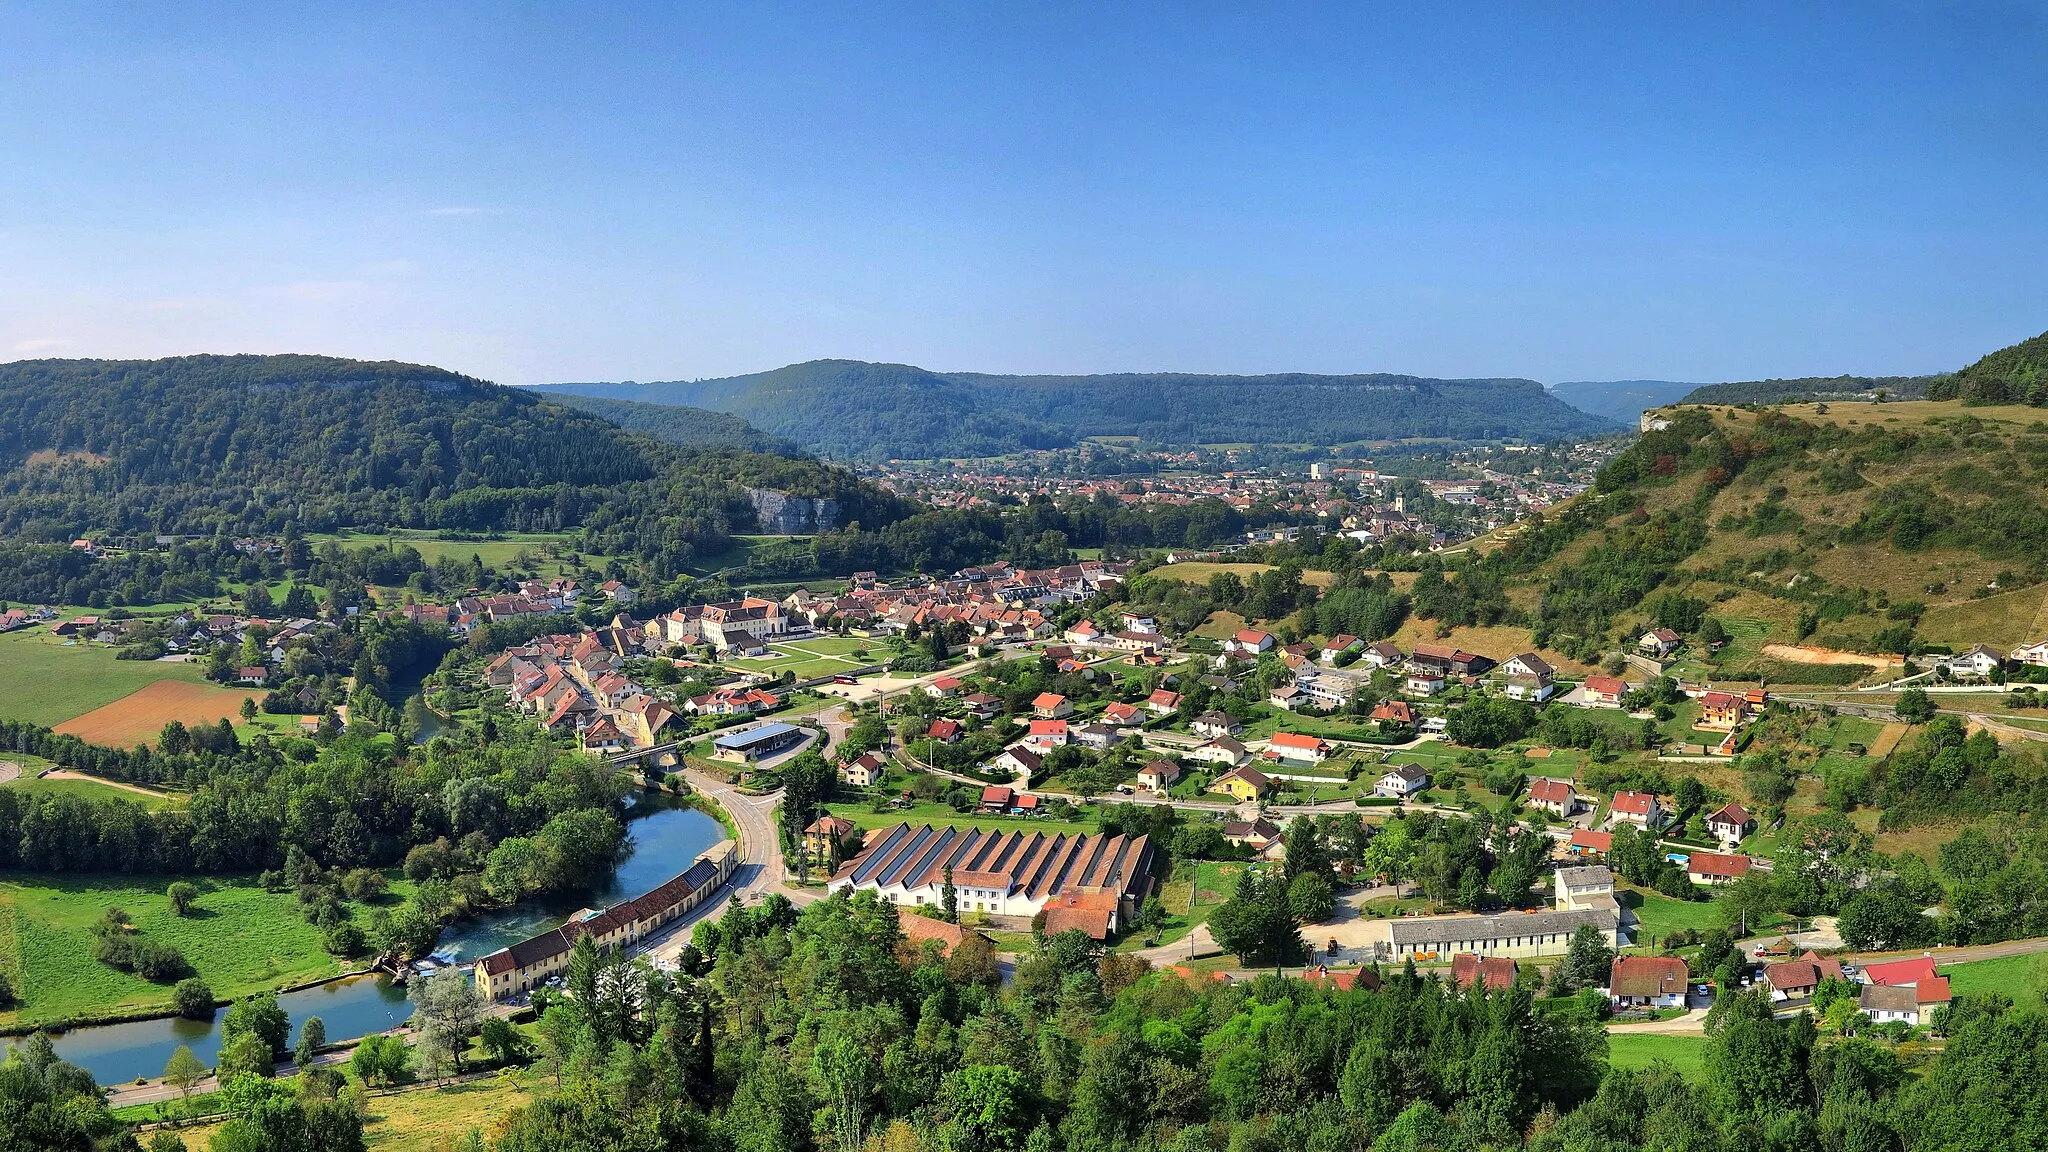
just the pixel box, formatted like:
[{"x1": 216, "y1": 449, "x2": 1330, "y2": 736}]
[{"x1": 20, "y1": 797, "x2": 722, "y2": 1087}]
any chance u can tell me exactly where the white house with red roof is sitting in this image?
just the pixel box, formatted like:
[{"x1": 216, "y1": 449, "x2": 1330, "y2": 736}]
[
  {"x1": 1031, "y1": 692, "x2": 1073, "y2": 719},
  {"x1": 1705, "y1": 802, "x2": 1755, "y2": 849},
  {"x1": 1608, "y1": 790, "x2": 1665, "y2": 830},
  {"x1": 1224, "y1": 629, "x2": 1275, "y2": 658},
  {"x1": 1527, "y1": 777, "x2": 1580, "y2": 817},
  {"x1": 1265, "y1": 731, "x2": 1329, "y2": 765}
]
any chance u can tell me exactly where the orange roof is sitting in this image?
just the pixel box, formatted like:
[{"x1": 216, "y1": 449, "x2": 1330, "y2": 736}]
[
  {"x1": 1862, "y1": 957, "x2": 1940, "y2": 987},
  {"x1": 1569, "y1": 829, "x2": 1613, "y2": 851},
  {"x1": 1270, "y1": 731, "x2": 1326, "y2": 751},
  {"x1": 1033, "y1": 692, "x2": 1067, "y2": 709}
]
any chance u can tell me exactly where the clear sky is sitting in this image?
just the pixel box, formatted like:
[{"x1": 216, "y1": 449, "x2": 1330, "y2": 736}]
[{"x1": 3, "y1": 3, "x2": 2046, "y2": 385}]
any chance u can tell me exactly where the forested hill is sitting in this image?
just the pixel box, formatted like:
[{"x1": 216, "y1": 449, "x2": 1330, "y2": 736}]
[
  {"x1": 538, "y1": 359, "x2": 1620, "y2": 459},
  {"x1": 535, "y1": 391, "x2": 803, "y2": 455},
  {"x1": 0, "y1": 354, "x2": 909, "y2": 564},
  {"x1": 1932, "y1": 327, "x2": 2048, "y2": 405},
  {"x1": 1677, "y1": 374, "x2": 1938, "y2": 406}
]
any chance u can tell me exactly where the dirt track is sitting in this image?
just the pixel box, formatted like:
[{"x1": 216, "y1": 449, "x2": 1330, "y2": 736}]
[{"x1": 1760, "y1": 644, "x2": 1890, "y2": 667}]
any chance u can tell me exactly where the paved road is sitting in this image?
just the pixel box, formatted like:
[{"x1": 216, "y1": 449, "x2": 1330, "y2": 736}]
[{"x1": 1841, "y1": 934, "x2": 2048, "y2": 968}]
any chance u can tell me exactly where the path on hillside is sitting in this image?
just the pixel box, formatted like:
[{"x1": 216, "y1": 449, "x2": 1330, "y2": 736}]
[{"x1": 41, "y1": 769, "x2": 176, "y2": 800}]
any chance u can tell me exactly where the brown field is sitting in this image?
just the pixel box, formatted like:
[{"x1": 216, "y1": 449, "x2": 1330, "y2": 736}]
[
  {"x1": 1759, "y1": 644, "x2": 1891, "y2": 668},
  {"x1": 1918, "y1": 583, "x2": 2048, "y2": 651},
  {"x1": 53, "y1": 680, "x2": 262, "y2": 747},
  {"x1": 1148, "y1": 561, "x2": 1336, "y2": 590},
  {"x1": 1866, "y1": 722, "x2": 1910, "y2": 759}
]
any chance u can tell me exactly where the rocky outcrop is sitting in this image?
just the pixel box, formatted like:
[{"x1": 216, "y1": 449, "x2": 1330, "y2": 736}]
[{"x1": 748, "y1": 488, "x2": 839, "y2": 534}]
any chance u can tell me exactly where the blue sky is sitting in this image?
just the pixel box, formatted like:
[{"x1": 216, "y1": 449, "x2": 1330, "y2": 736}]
[{"x1": 3, "y1": 3, "x2": 2046, "y2": 385}]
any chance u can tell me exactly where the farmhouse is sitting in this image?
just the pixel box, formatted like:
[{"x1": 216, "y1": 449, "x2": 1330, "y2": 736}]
[
  {"x1": 1385, "y1": 907, "x2": 1619, "y2": 960},
  {"x1": 1409, "y1": 643, "x2": 1493, "y2": 676},
  {"x1": 1684, "y1": 851, "x2": 1752, "y2": 886},
  {"x1": 1609, "y1": 956, "x2": 1688, "y2": 1009},
  {"x1": 827, "y1": 823, "x2": 1154, "y2": 929},
  {"x1": 475, "y1": 841, "x2": 736, "y2": 1000}
]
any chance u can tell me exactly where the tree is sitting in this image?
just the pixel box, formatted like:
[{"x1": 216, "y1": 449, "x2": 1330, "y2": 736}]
[
  {"x1": 942, "y1": 866, "x2": 959, "y2": 923},
  {"x1": 166, "y1": 880, "x2": 199, "y2": 916},
  {"x1": 1283, "y1": 815, "x2": 1330, "y2": 882},
  {"x1": 1558, "y1": 924, "x2": 1615, "y2": 992},
  {"x1": 411, "y1": 967, "x2": 484, "y2": 1074},
  {"x1": 1895, "y1": 688, "x2": 1936, "y2": 724},
  {"x1": 940, "y1": 1064, "x2": 1032, "y2": 1152},
  {"x1": 1208, "y1": 868, "x2": 1303, "y2": 968},
  {"x1": 480, "y1": 1016, "x2": 522, "y2": 1066},
  {"x1": 163, "y1": 1044, "x2": 207, "y2": 1103},
  {"x1": 349, "y1": 1033, "x2": 410, "y2": 1086},
  {"x1": 294, "y1": 1015, "x2": 326, "y2": 1071},
  {"x1": 1287, "y1": 870, "x2": 1336, "y2": 924},
  {"x1": 173, "y1": 976, "x2": 216, "y2": 1020},
  {"x1": 222, "y1": 992, "x2": 291, "y2": 1057},
  {"x1": 218, "y1": 1031, "x2": 276, "y2": 1080}
]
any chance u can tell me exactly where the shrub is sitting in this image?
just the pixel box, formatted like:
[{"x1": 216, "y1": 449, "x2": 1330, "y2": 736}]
[
  {"x1": 166, "y1": 881, "x2": 199, "y2": 917},
  {"x1": 172, "y1": 977, "x2": 216, "y2": 1020}
]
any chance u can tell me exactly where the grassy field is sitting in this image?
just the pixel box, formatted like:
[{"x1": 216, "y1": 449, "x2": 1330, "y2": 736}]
[
  {"x1": 822, "y1": 801, "x2": 1098, "y2": 837},
  {"x1": 1149, "y1": 562, "x2": 1336, "y2": 590},
  {"x1": 0, "y1": 629, "x2": 213, "y2": 728},
  {"x1": 164, "y1": 1073, "x2": 536, "y2": 1151},
  {"x1": 1942, "y1": 952, "x2": 2048, "y2": 1006},
  {"x1": 727, "y1": 636, "x2": 878, "y2": 680},
  {"x1": 0, "y1": 874, "x2": 345, "y2": 1027},
  {"x1": 1605, "y1": 1033, "x2": 1707, "y2": 1076},
  {"x1": 0, "y1": 772, "x2": 179, "y2": 811},
  {"x1": 305, "y1": 529, "x2": 594, "y2": 575},
  {"x1": 1622, "y1": 888, "x2": 1726, "y2": 949},
  {"x1": 1918, "y1": 583, "x2": 2048, "y2": 652}
]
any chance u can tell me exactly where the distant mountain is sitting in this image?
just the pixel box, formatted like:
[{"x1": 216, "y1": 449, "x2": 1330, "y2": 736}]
[
  {"x1": 537, "y1": 360, "x2": 1619, "y2": 460},
  {"x1": 540, "y1": 391, "x2": 802, "y2": 455},
  {"x1": 1676, "y1": 375, "x2": 1938, "y2": 406},
  {"x1": 0, "y1": 354, "x2": 906, "y2": 549},
  {"x1": 1546, "y1": 380, "x2": 1704, "y2": 425},
  {"x1": 1931, "y1": 328, "x2": 2048, "y2": 405}
]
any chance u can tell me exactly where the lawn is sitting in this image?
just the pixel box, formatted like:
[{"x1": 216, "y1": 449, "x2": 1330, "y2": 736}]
[
  {"x1": 822, "y1": 801, "x2": 1098, "y2": 837},
  {"x1": 0, "y1": 874, "x2": 348, "y2": 1027},
  {"x1": 305, "y1": 529, "x2": 596, "y2": 577},
  {"x1": 0, "y1": 772, "x2": 180, "y2": 811},
  {"x1": 1149, "y1": 562, "x2": 1335, "y2": 590},
  {"x1": 0, "y1": 629, "x2": 212, "y2": 728},
  {"x1": 1605, "y1": 1033, "x2": 1707, "y2": 1077},
  {"x1": 1942, "y1": 953, "x2": 2048, "y2": 1006},
  {"x1": 1621, "y1": 888, "x2": 1726, "y2": 949},
  {"x1": 163, "y1": 1072, "x2": 536, "y2": 1151}
]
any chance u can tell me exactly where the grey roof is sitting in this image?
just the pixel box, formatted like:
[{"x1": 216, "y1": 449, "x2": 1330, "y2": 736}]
[
  {"x1": 712, "y1": 722, "x2": 801, "y2": 750},
  {"x1": 1859, "y1": 984, "x2": 1918, "y2": 1012},
  {"x1": 1387, "y1": 907, "x2": 1617, "y2": 946},
  {"x1": 1556, "y1": 865, "x2": 1614, "y2": 889}
]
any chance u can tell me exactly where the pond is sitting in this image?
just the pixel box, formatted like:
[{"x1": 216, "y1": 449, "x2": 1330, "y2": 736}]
[{"x1": 18, "y1": 797, "x2": 724, "y2": 1087}]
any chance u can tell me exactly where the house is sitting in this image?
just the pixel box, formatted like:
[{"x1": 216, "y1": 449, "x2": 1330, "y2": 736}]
[
  {"x1": 1684, "y1": 851, "x2": 1752, "y2": 886},
  {"x1": 1450, "y1": 953, "x2": 1519, "y2": 992},
  {"x1": 2011, "y1": 639, "x2": 2048, "y2": 668},
  {"x1": 1187, "y1": 736, "x2": 1249, "y2": 767},
  {"x1": 1527, "y1": 777, "x2": 1580, "y2": 817},
  {"x1": 1207, "y1": 765, "x2": 1273, "y2": 803},
  {"x1": 1361, "y1": 641, "x2": 1404, "y2": 668},
  {"x1": 804, "y1": 816, "x2": 859, "y2": 861},
  {"x1": 1146, "y1": 689, "x2": 1183, "y2": 715},
  {"x1": 1405, "y1": 670, "x2": 1447, "y2": 696},
  {"x1": 1609, "y1": 956, "x2": 1689, "y2": 1009},
  {"x1": 599, "y1": 580, "x2": 635, "y2": 603},
  {"x1": 1609, "y1": 791, "x2": 1665, "y2": 829},
  {"x1": 1221, "y1": 817, "x2": 1283, "y2": 849},
  {"x1": 1943, "y1": 644, "x2": 2004, "y2": 679},
  {"x1": 1862, "y1": 957, "x2": 1939, "y2": 988},
  {"x1": 1581, "y1": 674, "x2": 1629, "y2": 707},
  {"x1": 1857, "y1": 983, "x2": 1928, "y2": 1025},
  {"x1": 1225, "y1": 629, "x2": 1276, "y2": 657},
  {"x1": 1102, "y1": 701, "x2": 1142, "y2": 727},
  {"x1": 1375, "y1": 763, "x2": 1430, "y2": 798},
  {"x1": 1696, "y1": 691, "x2": 1748, "y2": 730},
  {"x1": 1032, "y1": 692, "x2": 1073, "y2": 719},
  {"x1": 1705, "y1": 802, "x2": 1755, "y2": 849},
  {"x1": 927, "y1": 718, "x2": 963, "y2": 744},
  {"x1": 1505, "y1": 672, "x2": 1555, "y2": 703},
  {"x1": 1409, "y1": 643, "x2": 1495, "y2": 676},
  {"x1": 979, "y1": 786, "x2": 1015, "y2": 812},
  {"x1": 924, "y1": 676, "x2": 964, "y2": 699},
  {"x1": 1370, "y1": 699, "x2": 1417, "y2": 728},
  {"x1": 1639, "y1": 628, "x2": 1682, "y2": 657},
  {"x1": 991, "y1": 745, "x2": 1043, "y2": 781},
  {"x1": 1386, "y1": 907, "x2": 1619, "y2": 960},
  {"x1": 1121, "y1": 612, "x2": 1158, "y2": 633},
  {"x1": 1136, "y1": 759, "x2": 1182, "y2": 791},
  {"x1": 1191, "y1": 711, "x2": 1243, "y2": 739},
  {"x1": 897, "y1": 912, "x2": 990, "y2": 959},
  {"x1": 476, "y1": 842, "x2": 736, "y2": 1000},
  {"x1": 1266, "y1": 731, "x2": 1329, "y2": 765},
  {"x1": 712, "y1": 723, "x2": 809, "y2": 765},
  {"x1": 1567, "y1": 829, "x2": 1613, "y2": 856},
  {"x1": 1320, "y1": 635, "x2": 1364, "y2": 664},
  {"x1": 1554, "y1": 865, "x2": 1617, "y2": 912},
  {"x1": 1025, "y1": 719, "x2": 1069, "y2": 749},
  {"x1": 829, "y1": 823, "x2": 1154, "y2": 928},
  {"x1": 1267, "y1": 683, "x2": 1306, "y2": 711},
  {"x1": 1763, "y1": 956, "x2": 1844, "y2": 1001},
  {"x1": 1073, "y1": 723, "x2": 1121, "y2": 750},
  {"x1": 839, "y1": 751, "x2": 885, "y2": 788},
  {"x1": 1063, "y1": 620, "x2": 1102, "y2": 646},
  {"x1": 964, "y1": 693, "x2": 1003, "y2": 720},
  {"x1": 1501, "y1": 652, "x2": 1554, "y2": 679}
]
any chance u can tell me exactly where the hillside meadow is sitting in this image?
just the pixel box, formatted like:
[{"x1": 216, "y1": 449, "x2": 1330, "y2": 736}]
[{"x1": 0, "y1": 629, "x2": 212, "y2": 729}]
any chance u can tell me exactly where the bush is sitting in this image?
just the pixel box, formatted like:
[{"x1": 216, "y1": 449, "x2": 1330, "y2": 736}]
[
  {"x1": 324, "y1": 920, "x2": 368, "y2": 958},
  {"x1": 166, "y1": 881, "x2": 199, "y2": 916},
  {"x1": 0, "y1": 973, "x2": 13, "y2": 1009},
  {"x1": 173, "y1": 977, "x2": 216, "y2": 1020}
]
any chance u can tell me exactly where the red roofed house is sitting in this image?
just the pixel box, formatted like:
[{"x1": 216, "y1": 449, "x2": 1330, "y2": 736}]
[
  {"x1": 1696, "y1": 691, "x2": 1748, "y2": 730},
  {"x1": 924, "y1": 676, "x2": 964, "y2": 699},
  {"x1": 1568, "y1": 829, "x2": 1613, "y2": 856},
  {"x1": 1266, "y1": 731, "x2": 1330, "y2": 765},
  {"x1": 1527, "y1": 777, "x2": 1580, "y2": 817},
  {"x1": 1609, "y1": 791, "x2": 1666, "y2": 830},
  {"x1": 1146, "y1": 689, "x2": 1183, "y2": 715},
  {"x1": 1451, "y1": 953, "x2": 1519, "y2": 992},
  {"x1": 1025, "y1": 718, "x2": 1069, "y2": 749},
  {"x1": 897, "y1": 911, "x2": 989, "y2": 959},
  {"x1": 1225, "y1": 629, "x2": 1276, "y2": 657},
  {"x1": 1684, "y1": 851, "x2": 1752, "y2": 886},
  {"x1": 1369, "y1": 699, "x2": 1416, "y2": 728},
  {"x1": 1032, "y1": 692, "x2": 1073, "y2": 718},
  {"x1": 1610, "y1": 956, "x2": 1689, "y2": 1009},
  {"x1": 979, "y1": 785, "x2": 1015, "y2": 812},
  {"x1": 1102, "y1": 701, "x2": 1142, "y2": 726},
  {"x1": 804, "y1": 815, "x2": 859, "y2": 860},
  {"x1": 927, "y1": 718, "x2": 963, "y2": 744},
  {"x1": 1705, "y1": 803, "x2": 1755, "y2": 849},
  {"x1": 1764, "y1": 956, "x2": 1844, "y2": 1001},
  {"x1": 1862, "y1": 957, "x2": 1939, "y2": 988},
  {"x1": 1039, "y1": 888, "x2": 1127, "y2": 939},
  {"x1": 839, "y1": 751, "x2": 885, "y2": 788},
  {"x1": 1581, "y1": 674, "x2": 1630, "y2": 707}
]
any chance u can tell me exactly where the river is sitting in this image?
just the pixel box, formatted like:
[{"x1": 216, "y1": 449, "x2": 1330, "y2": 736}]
[{"x1": 24, "y1": 798, "x2": 723, "y2": 1087}]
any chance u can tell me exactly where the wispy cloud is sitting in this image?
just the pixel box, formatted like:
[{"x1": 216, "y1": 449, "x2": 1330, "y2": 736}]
[
  {"x1": 426, "y1": 206, "x2": 485, "y2": 217},
  {"x1": 12, "y1": 337, "x2": 67, "y2": 353}
]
